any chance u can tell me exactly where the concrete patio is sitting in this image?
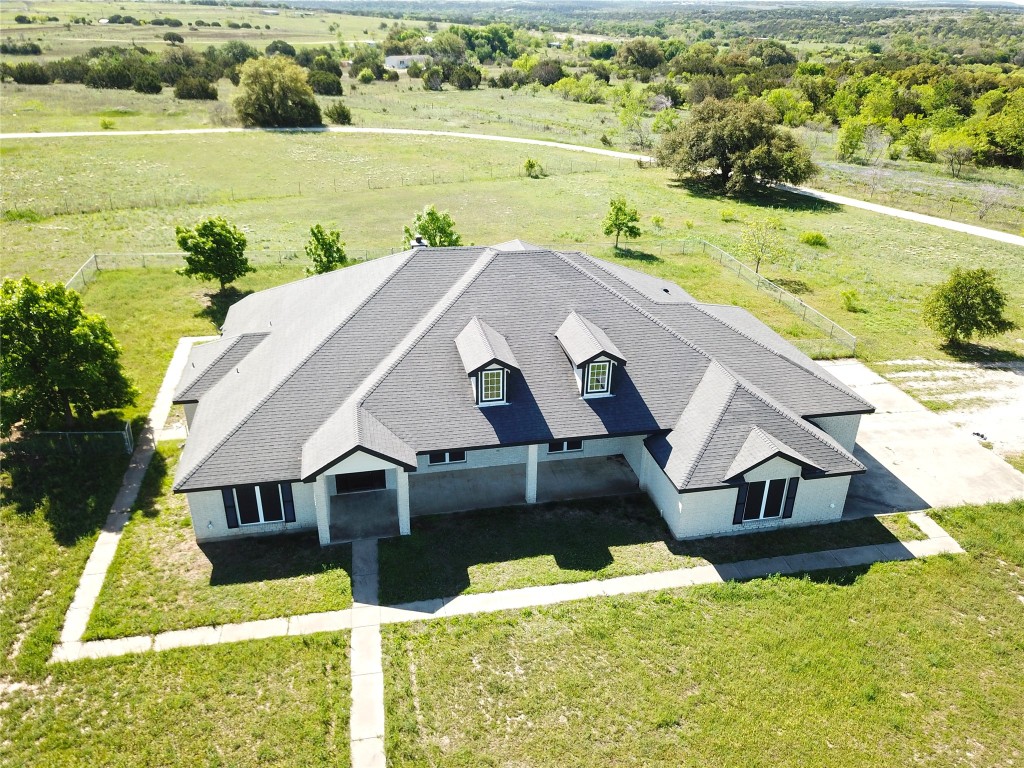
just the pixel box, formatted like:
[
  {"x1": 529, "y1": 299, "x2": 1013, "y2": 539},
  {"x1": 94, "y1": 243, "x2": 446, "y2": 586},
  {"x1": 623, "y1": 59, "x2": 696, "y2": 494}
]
[
  {"x1": 536, "y1": 455, "x2": 639, "y2": 503},
  {"x1": 330, "y1": 491, "x2": 400, "y2": 543}
]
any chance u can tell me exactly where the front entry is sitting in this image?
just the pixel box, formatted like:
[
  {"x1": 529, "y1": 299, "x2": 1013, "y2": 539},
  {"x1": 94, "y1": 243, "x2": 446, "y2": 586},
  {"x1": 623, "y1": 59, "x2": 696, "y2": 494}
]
[{"x1": 329, "y1": 469, "x2": 400, "y2": 542}]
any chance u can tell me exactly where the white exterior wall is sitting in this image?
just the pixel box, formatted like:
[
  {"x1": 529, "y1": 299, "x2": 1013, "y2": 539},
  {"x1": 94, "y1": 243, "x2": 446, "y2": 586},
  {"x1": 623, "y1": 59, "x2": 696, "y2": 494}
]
[
  {"x1": 638, "y1": 448, "x2": 851, "y2": 540},
  {"x1": 313, "y1": 451, "x2": 407, "y2": 545},
  {"x1": 415, "y1": 445, "x2": 529, "y2": 474},
  {"x1": 808, "y1": 414, "x2": 862, "y2": 453},
  {"x1": 539, "y1": 435, "x2": 644, "y2": 464},
  {"x1": 188, "y1": 481, "x2": 317, "y2": 543}
]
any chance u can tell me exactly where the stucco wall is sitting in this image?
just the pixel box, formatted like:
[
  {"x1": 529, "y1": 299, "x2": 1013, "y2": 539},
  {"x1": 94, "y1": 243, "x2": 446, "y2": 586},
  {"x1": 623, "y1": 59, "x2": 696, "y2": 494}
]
[
  {"x1": 539, "y1": 435, "x2": 644, "y2": 464},
  {"x1": 808, "y1": 414, "x2": 862, "y2": 453},
  {"x1": 415, "y1": 445, "x2": 528, "y2": 474},
  {"x1": 188, "y1": 481, "x2": 317, "y2": 543}
]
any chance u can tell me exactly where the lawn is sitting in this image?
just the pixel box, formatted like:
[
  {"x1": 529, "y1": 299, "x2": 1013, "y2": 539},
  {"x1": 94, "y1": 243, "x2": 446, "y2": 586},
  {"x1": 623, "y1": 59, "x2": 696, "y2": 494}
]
[
  {"x1": 379, "y1": 496, "x2": 925, "y2": 604},
  {"x1": 4, "y1": 132, "x2": 1021, "y2": 371},
  {"x1": 0, "y1": 634, "x2": 351, "y2": 768},
  {"x1": 382, "y1": 500, "x2": 1024, "y2": 766},
  {"x1": 0, "y1": 447, "x2": 128, "y2": 679},
  {"x1": 85, "y1": 442, "x2": 353, "y2": 640}
]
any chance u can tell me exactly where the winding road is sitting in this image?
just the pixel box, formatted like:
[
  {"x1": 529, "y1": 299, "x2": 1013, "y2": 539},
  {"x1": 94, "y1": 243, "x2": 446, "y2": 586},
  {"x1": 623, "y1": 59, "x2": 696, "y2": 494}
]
[{"x1": 2, "y1": 125, "x2": 1021, "y2": 247}]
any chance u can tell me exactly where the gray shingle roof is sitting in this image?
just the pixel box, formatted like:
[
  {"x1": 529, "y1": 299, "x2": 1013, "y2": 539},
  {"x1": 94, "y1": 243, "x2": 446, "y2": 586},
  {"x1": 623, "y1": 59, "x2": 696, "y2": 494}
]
[
  {"x1": 173, "y1": 243, "x2": 873, "y2": 493},
  {"x1": 454, "y1": 316, "x2": 520, "y2": 374},
  {"x1": 723, "y1": 426, "x2": 821, "y2": 482},
  {"x1": 555, "y1": 311, "x2": 626, "y2": 367}
]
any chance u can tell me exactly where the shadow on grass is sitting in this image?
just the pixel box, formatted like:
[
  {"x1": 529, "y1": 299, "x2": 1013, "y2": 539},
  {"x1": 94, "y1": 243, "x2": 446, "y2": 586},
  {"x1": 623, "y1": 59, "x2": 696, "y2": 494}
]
[
  {"x1": 1, "y1": 449, "x2": 129, "y2": 546},
  {"x1": 200, "y1": 534, "x2": 353, "y2": 587},
  {"x1": 772, "y1": 277, "x2": 813, "y2": 295},
  {"x1": 378, "y1": 495, "x2": 907, "y2": 604},
  {"x1": 668, "y1": 175, "x2": 841, "y2": 214},
  {"x1": 196, "y1": 286, "x2": 253, "y2": 328},
  {"x1": 939, "y1": 341, "x2": 1024, "y2": 365},
  {"x1": 612, "y1": 246, "x2": 662, "y2": 263}
]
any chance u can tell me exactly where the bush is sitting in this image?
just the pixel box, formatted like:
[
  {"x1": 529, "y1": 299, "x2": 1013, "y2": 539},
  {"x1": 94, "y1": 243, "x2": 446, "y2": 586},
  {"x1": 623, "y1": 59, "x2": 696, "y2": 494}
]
[
  {"x1": 47, "y1": 57, "x2": 89, "y2": 83},
  {"x1": 308, "y1": 69, "x2": 342, "y2": 95},
  {"x1": 422, "y1": 66, "x2": 443, "y2": 91},
  {"x1": 233, "y1": 56, "x2": 321, "y2": 128},
  {"x1": 266, "y1": 40, "x2": 296, "y2": 58},
  {"x1": 799, "y1": 231, "x2": 828, "y2": 247},
  {"x1": 323, "y1": 100, "x2": 352, "y2": 125},
  {"x1": 720, "y1": 208, "x2": 739, "y2": 222},
  {"x1": 132, "y1": 68, "x2": 163, "y2": 94},
  {"x1": 1, "y1": 40, "x2": 43, "y2": 55},
  {"x1": 14, "y1": 15, "x2": 30, "y2": 24},
  {"x1": 449, "y1": 64, "x2": 481, "y2": 90},
  {"x1": 524, "y1": 158, "x2": 546, "y2": 178},
  {"x1": 10, "y1": 61, "x2": 50, "y2": 84},
  {"x1": 357, "y1": 67, "x2": 375, "y2": 84},
  {"x1": 406, "y1": 61, "x2": 423, "y2": 78},
  {"x1": 489, "y1": 68, "x2": 528, "y2": 89},
  {"x1": 382, "y1": 68, "x2": 399, "y2": 82},
  {"x1": 163, "y1": 31, "x2": 184, "y2": 44},
  {"x1": 840, "y1": 289, "x2": 861, "y2": 312},
  {"x1": 174, "y1": 76, "x2": 217, "y2": 100}
]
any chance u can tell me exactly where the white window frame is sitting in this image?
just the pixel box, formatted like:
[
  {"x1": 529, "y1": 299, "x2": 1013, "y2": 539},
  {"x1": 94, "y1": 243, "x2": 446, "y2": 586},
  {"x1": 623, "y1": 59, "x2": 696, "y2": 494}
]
[
  {"x1": 478, "y1": 367, "x2": 506, "y2": 405},
  {"x1": 427, "y1": 450, "x2": 468, "y2": 466},
  {"x1": 547, "y1": 439, "x2": 584, "y2": 454},
  {"x1": 584, "y1": 360, "x2": 612, "y2": 396},
  {"x1": 742, "y1": 478, "x2": 791, "y2": 522},
  {"x1": 232, "y1": 484, "x2": 286, "y2": 525}
]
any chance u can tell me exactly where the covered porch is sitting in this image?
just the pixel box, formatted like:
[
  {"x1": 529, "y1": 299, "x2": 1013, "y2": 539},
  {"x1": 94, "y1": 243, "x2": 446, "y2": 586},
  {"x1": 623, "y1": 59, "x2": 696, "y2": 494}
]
[{"x1": 328, "y1": 489, "x2": 401, "y2": 543}]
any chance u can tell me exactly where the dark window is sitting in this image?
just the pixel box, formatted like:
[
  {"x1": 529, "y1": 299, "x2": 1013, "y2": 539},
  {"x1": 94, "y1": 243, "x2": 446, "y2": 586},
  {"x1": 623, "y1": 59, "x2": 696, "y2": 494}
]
[
  {"x1": 565, "y1": 439, "x2": 583, "y2": 451},
  {"x1": 449, "y1": 450, "x2": 466, "y2": 463},
  {"x1": 235, "y1": 484, "x2": 260, "y2": 525},
  {"x1": 259, "y1": 482, "x2": 284, "y2": 522},
  {"x1": 763, "y1": 479, "x2": 787, "y2": 518},
  {"x1": 335, "y1": 470, "x2": 387, "y2": 493},
  {"x1": 222, "y1": 488, "x2": 239, "y2": 529},
  {"x1": 742, "y1": 481, "x2": 766, "y2": 521},
  {"x1": 547, "y1": 441, "x2": 563, "y2": 453},
  {"x1": 428, "y1": 451, "x2": 447, "y2": 465},
  {"x1": 281, "y1": 483, "x2": 296, "y2": 523},
  {"x1": 548, "y1": 440, "x2": 584, "y2": 453}
]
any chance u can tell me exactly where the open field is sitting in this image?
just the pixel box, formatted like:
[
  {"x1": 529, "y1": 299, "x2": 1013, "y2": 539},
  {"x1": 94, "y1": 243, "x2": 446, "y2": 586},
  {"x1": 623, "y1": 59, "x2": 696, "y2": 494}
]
[
  {"x1": 379, "y1": 498, "x2": 924, "y2": 604},
  {"x1": 0, "y1": 633, "x2": 351, "y2": 767},
  {"x1": 3, "y1": 132, "x2": 1021, "y2": 376},
  {"x1": 84, "y1": 443, "x2": 354, "y2": 641},
  {"x1": 382, "y1": 500, "x2": 1024, "y2": 767}
]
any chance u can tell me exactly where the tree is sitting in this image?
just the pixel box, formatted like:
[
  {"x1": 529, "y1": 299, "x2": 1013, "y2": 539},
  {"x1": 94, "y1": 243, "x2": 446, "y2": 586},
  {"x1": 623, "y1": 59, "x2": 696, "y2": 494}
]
[
  {"x1": 923, "y1": 267, "x2": 1016, "y2": 346},
  {"x1": 421, "y1": 66, "x2": 443, "y2": 91},
  {"x1": 175, "y1": 217, "x2": 254, "y2": 290},
  {"x1": 657, "y1": 98, "x2": 817, "y2": 194},
  {"x1": 739, "y1": 218, "x2": 786, "y2": 274},
  {"x1": 265, "y1": 39, "x2": 296, "y2": 57},
  {"x1": 403, "y1": 205, "x2": 463, "y2": 247},
  {"x1": 233, "y1": 56, "x2": 321, "y2": 128},
  {"x1": 305, "y1": 224, "x2": 347, "y2": 275},
  {"x1": 603, "y1": 196, "x2": 641, "y2": 248},
  {"x1": 930, "y1": 130, "x2": 976, "y2": 178},
  {"x1": 163, "y1": 31, "x2": 184, "y2": 45},
  {"x1": 1, "y1": 277, "x2": 137, "y2": 433}
]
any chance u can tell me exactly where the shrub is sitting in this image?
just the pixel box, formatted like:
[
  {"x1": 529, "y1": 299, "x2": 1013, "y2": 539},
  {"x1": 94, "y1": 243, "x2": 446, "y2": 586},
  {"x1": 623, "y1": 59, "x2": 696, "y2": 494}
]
[
  {"x1": 840, "y1": 289, "x2": 860, "y2": 312},
  {"x1": 524, "y1": 158, "x2": 546, "y2": 178},
  {"x1": 799, "y1": 231, "x2": 828, "y2": 247},
  {"x1": 650, "y1": 215, "x2": 664, "y2": 229},
  {"x1": 1, "y1": 40, "x2": 43, "y2": 55},
  {"x1": 357, "y1": 67, "x2": 375, "y2": 84},
  {"x1": 406, "y1": 61, "x2": 423, "y2": 78},
  {"x1": 10, "y1": 61, "x2": 50, "y2": 84},
  {"x1": 266, "y1": 39, "x2": 296, "y2": 57},
  {"x1": 100, "y1": 118, "x2": 115, "y2": 129},
  {"x1": 163, "y1": 31, "x2": 184, "y2": 44},
  {"x1": 600, "y1": 134, "x2": 612, "y2": 147},
  {"x1": 422, "y1": 66, "x2": 443, "y2": 91},
  {"x1": 308, "y1": 69, "x2": 342, "y2": 95},
  {"x1": 46, "y1": 57, "x2": 89, "y2": 83},
  {"x1": 323, "y1": 100, "x2": 352, "y2": 125},
  {"x1": 449, "y1": 64, "x2": 481, "y2": 90},
  {"x1": 720, "y1": 208, "x2": 739, "y2": 222},
  {"x1": 233, "y1": 56, "x2": 321, "y2": 128},
  {"x1": 14, "y1": 15, "x2": 30, "y2": 23},
  {"x1": 174, "y1": 76, "x2": 217, "y2": 100},
  {"x1": 132, "y1": 68, "x2": 163, "y2": 94}
]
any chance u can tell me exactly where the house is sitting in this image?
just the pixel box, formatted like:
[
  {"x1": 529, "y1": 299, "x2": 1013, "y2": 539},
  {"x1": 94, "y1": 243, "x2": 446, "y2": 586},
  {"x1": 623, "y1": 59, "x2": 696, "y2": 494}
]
[
  {"x1": 172, "y1": 241, "x2": 873, "y2": 546},
  {"x1": 384, "y1": 54, "x2": 430, "y2": 70}
]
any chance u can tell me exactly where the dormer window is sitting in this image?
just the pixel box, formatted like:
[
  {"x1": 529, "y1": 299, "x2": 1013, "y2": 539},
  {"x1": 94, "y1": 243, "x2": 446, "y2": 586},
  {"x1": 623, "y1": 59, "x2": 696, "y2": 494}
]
[
  {"x1": 479, "y1": 367, "x2": 506, "y2": 405},
  {"x1": 555, "y1": 311, "x2": 626, "y2": 399},
  {"x1": 585, "y1": 360, "x2": 611, "y2": 395},
  {"x1": 455, "y1": 316, "x2": 519, "y2": 409}
]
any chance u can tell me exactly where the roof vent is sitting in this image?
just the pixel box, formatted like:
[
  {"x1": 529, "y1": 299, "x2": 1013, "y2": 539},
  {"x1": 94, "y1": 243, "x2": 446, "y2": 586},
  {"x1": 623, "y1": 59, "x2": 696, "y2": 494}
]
[{"x1": 413, "y1": 235, "x2": 427, "y2": 247}]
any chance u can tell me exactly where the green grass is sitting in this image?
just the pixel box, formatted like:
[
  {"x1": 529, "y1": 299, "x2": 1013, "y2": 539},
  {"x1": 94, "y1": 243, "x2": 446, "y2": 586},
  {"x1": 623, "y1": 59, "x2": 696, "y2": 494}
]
[
  {"x1": 1005, "y1": 453, "x2": 1024, "y2": 475},
  {"x1": 379, "y1": 496, "x2": 925, "y2": 604},
  {"x1": 85, "y1": 442, "x2": 353, "y2": 640},
  {"x1": 3, "y1": 132, "x2": 1020, "y2": 370},
  {"x1": 0, "y1": 634, "x2": 351, "y2": 767},
  {"x1": 0, "y1": 449, "x2": 128, "y2": 679},
  {"x1": 382, "y1": 501, "x2": 1024, "y2": 766}
]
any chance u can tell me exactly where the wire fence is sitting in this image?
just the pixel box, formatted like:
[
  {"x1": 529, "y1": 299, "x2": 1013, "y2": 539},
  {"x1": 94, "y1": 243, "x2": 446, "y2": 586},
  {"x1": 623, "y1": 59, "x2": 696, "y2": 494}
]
[{"x1": 10, "y1": 421, "x2": 134, "y2": 457}]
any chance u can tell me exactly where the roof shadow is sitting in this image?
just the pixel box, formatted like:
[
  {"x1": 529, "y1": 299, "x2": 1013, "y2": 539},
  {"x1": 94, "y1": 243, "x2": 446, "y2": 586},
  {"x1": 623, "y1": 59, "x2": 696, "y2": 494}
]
[
  {"x1": 585, "y1": 367, "x2": 661, "y2": 434},
  {"x1": 479, "y1": 369, "x2": 554, "y2": 444},
  {"x1": 843, "y1": 444, "x2": 930, "y2": 518}
]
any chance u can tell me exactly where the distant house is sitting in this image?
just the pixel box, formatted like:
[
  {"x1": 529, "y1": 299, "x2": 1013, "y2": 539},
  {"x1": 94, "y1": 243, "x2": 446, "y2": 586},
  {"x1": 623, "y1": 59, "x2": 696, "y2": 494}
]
[
  {"x1": 173, "y1": 241, "x2": 872, "y2": 545},
  {"x1": 384, "y1": 54, "x2": 430, "y2": 70}
]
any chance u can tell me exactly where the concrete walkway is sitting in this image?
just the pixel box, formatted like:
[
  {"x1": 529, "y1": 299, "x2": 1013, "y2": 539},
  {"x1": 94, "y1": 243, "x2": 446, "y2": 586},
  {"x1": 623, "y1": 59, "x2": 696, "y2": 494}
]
[
  {"x1": 3, "y1": 126, "x2": 1019, "y2": 247},
  {"x1": 350, "y1": 539, "x2": 386, "y2": 768},
  {"x1": 57, "y1": 336, "x2": 216, "y2": 648},
  {"x1": 823, "y1": 360, "x2": 1024, "y2": 517}
]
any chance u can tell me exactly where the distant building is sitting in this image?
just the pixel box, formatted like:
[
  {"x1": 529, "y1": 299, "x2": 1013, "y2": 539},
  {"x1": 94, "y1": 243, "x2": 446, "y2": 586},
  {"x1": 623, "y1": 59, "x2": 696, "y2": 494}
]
[{"x1": 384, "y1": 54, "x2": 430, "y2": 70}]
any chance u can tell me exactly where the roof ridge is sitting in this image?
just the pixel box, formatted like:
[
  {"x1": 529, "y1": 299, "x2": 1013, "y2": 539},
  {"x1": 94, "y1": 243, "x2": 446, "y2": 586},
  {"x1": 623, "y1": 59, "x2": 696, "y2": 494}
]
[
  {"x1": 175, "y1": 331, "x2": 270, "y2": 400},
  {"x1": 728, "y1": 369, "x2": 864, "y2": 469},
  {"x1": 679, "y1": 362, "x2": 740, "y2": 488},
  {"x1": 552, "y1": 252, "x2": 717, "y2": 365},
  {"x1": 570, "y1": 310, "x2": 602, "y2": 351},
  {"x1": 690, "y1": 302, "x2": 872, "y2": 411},
  {"x1": 175, "y1": 249, "x2": 419, "y2": 489}
]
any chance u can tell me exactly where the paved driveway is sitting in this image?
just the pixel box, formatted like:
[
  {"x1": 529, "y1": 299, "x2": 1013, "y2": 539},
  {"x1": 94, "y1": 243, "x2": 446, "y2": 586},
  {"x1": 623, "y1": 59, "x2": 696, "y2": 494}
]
[{"x1": 821, "y1": 360, "x2": 1024, "y2": 517}]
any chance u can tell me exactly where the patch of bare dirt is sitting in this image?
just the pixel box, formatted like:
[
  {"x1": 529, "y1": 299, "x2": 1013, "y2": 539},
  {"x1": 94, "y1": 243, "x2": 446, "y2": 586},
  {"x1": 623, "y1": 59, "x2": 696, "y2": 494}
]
[{"x1": 879, "y1": 359, "x2": 1024, "y2": 459}]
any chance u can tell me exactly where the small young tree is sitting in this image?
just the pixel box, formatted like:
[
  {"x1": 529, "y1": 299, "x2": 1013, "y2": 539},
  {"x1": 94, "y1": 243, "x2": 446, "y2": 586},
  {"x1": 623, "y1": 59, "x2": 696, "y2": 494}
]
[
  {"x1": 603, "y1": 196, "x2": 641, "y2": 248},
  {"x1": 305, "y1": 224, "x2": 347, "y2": 275},
  {"x1": 403, "y1": 205, "x2": 462, "y2": 247},
  {"x1": 175, "y1": 216, "x2": 253, "y2": 290},
  {"x1": 740, "y1": 218, "x2": 786, "y2": 274},
  {"x1": 924, "y1": 267, "x2": 1016, "y2": 346},
  {"x1": 1, "y1": 277, "x2": 137, "y2": 433}
]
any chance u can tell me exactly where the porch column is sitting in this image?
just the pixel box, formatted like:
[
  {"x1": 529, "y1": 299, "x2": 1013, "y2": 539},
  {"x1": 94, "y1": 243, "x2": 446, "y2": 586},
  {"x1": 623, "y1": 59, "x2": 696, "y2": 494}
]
[
  {"x1": 638, "y1": 446, "x2": 649, "y2": 492},
  {"x1": 526, "y1": 444, "x2": 538, "y2": 504},
  {"x1": 314, "y1": 474, "x2": 332, "y2": 547},
  {"x1": 397, "y1": 468, "x2": 410, "y2": 535}
]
